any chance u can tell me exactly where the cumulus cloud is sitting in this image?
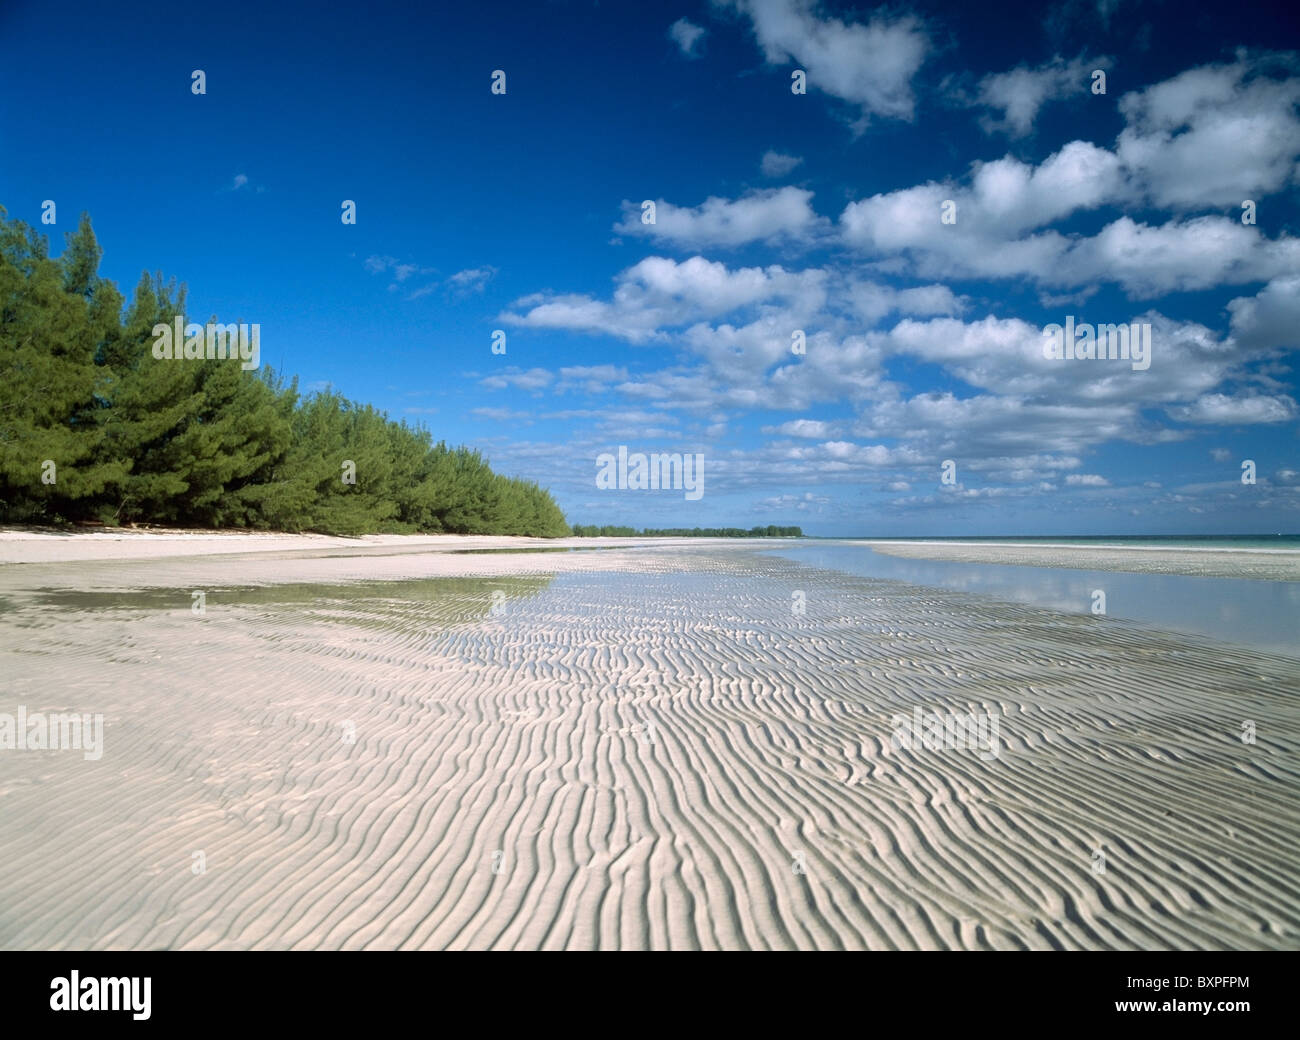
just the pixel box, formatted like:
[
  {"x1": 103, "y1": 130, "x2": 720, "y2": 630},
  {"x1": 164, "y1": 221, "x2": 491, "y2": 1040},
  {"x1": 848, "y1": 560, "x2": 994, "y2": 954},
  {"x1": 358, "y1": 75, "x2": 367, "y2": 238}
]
[
  {"x1": 1166, "y1": 393, "x2": 1298, "y2": 425},
  {"x1": 840, "y1": 56, "x2": 1300, "y2": 292},
  {"x1": 852, "y1": 390, "x2": 1144, "y2": 459},
  {"x1": 488, "y1": 52, "x2": 1300, "y2": 519},
  {"x1": 616, "y1": 187, "x2": 828, "y2": 249},
  {"x1": 846, "y1": 280, "x2": 964, "y2": 324},
  {"x1": 718, "y1": 0, "x2": 930, "y2": 124},
  {"x1": 502, "y1": 255, "x2": 827, "y2": 343},
  {"x1": 1117, "y1": 54, "x2": 1300, "y2": 209},
  {"x1": 1059, "y1": 216, "x2": 1300, "y2": 296},
  {"x1": 1227, "y1": 275, "x2": 1300, "y2": 354},
  {"x1": 841, "y1": 164, "x2": 1300, "y2": 294},
  {"x1": 840, "y1": 139, "x2": 1124, "y2": 252},
  {"x1": 972, "y1": 55, "x2": 1102, "y2": 137}
]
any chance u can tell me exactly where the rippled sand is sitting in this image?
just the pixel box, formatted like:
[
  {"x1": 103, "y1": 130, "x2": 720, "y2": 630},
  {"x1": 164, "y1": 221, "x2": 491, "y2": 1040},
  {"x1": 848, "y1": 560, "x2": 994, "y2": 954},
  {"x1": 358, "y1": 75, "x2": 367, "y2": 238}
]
[{"x1": 0, "y1": 541, "x2": 1296, "y2": 949}]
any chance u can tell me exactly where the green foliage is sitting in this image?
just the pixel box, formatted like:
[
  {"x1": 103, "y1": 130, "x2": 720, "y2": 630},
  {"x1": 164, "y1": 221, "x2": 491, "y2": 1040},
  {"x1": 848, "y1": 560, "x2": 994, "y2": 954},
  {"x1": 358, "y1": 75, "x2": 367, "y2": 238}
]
[
  {"x1": 0, "y1": 209, "x2": 570, "y2": 538},
  {"x1": 0, "y1": 209, "x2": 127, "y2": 520}
]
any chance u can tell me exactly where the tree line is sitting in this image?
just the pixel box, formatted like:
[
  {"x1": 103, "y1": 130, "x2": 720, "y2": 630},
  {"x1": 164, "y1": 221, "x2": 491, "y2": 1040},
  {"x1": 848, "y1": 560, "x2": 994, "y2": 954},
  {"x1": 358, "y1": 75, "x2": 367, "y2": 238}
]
[{"x1": 0, "y1": 209, "x2": 570, "y2": 536}]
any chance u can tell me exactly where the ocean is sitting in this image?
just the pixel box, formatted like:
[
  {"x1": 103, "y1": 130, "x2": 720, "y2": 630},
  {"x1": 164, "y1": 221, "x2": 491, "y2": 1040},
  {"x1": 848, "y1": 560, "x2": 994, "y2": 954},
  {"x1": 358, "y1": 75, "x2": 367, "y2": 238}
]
[{"x1": 831, "y1": 534, "x2": 1300, "y2": 550}]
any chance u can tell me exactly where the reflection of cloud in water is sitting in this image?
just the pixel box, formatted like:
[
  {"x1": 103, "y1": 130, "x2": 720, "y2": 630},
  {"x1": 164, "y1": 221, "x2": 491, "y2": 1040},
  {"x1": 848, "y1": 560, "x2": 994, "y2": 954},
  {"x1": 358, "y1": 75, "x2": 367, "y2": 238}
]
[{"x1": 770, "y1": 547, "x2": 1299, "y2": 660}]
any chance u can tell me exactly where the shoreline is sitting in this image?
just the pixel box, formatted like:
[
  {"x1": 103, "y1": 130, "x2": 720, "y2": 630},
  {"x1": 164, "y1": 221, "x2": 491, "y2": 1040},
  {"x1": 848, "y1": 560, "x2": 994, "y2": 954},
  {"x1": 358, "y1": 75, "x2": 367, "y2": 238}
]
[
  {"x1": 853, "y1": 538, "x2": 1300, "y2": 581},
  {"x1": 5, "y1": 529, "x2": 1299, "y2": 581},
  {"x1": 0, "y1": 529, "x2": 790, "y2": 566}
]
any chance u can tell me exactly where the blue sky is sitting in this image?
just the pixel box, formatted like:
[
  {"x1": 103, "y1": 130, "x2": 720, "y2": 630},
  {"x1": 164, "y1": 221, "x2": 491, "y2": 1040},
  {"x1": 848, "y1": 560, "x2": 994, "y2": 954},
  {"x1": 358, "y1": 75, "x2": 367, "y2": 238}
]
[{"x1": 2, "y1": 0, "x2": 1297, "y2": 535}]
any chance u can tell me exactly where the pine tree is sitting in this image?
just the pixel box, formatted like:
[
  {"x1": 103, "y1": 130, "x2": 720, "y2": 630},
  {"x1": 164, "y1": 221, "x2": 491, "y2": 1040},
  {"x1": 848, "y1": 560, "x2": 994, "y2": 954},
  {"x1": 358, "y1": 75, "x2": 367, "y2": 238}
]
[
  {"x1": 0, "y1": 211, "x2": 123, "y2": 520},
  {"x1": 0, "y1": 209, "x2": 573, "y2": 537}
]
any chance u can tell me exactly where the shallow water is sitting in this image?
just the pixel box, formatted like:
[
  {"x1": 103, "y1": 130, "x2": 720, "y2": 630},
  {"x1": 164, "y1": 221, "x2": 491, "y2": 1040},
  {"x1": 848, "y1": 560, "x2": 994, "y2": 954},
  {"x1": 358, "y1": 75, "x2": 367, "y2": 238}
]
[
  {"x1": 771, "y1": 544, "x2": 1300, "y2": 660},
  {"x1": 25, "y1": 572, "x2": 553, "y2": 621}
]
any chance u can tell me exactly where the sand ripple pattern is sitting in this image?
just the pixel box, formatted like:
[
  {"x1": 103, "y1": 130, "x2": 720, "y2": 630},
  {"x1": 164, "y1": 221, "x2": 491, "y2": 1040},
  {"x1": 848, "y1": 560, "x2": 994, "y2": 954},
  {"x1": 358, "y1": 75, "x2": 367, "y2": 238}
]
[{"x1": 0, "y1": 548, "x2": 1297, "y2": 949}]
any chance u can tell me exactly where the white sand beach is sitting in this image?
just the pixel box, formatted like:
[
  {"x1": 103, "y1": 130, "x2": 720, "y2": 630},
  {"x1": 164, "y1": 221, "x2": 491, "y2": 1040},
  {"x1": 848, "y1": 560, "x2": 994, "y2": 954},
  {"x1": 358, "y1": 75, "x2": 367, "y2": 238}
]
[
  {"x1": 0, "y1": 529, "x2": 625, "y2": 565},
  {"x1": 860, "y1": 539, "x2": 1300, "y2": 581},
  {"x1": 0, "y1": 532, "x2": 1297, "y2": 950}
]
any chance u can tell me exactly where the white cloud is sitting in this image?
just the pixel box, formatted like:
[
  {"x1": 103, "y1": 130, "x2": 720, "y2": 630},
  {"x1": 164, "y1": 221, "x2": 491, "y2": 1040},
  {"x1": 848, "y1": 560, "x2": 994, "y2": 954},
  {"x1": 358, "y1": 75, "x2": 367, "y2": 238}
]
[
  {"x1": 472, "y1": 407, "x2": 533, "y2": 422},
  {"x1": 846, "y1": 280, "x2": 964, "y2": 324},
  {"x1": 617, "y1": 187, "x2": 828, "y2": 249},
  {"x1": 1167, "y1": 393, "x2": 1298, "y2": 425},
  {"x1": 503, "y1": 255, "x2": 827, "y2": 342},
  {"x1": 718, "y1": 0, "x2": 930, "y2": 124},
  {"x1": 669, "y1": 17, "x2": 706, "y2": 58},
  {"x1": 364, "y1": 256, "x2": 438, "y2": 296},
  {"x1": 841, "y1": 169, "x2": 1300, "y2": 295},
  {"x1": 973, "y1": 55, "x2": 1101, "y2": 137},
  {"x1": 773, "y1": 438, "x2": 923, "y2": 470},
  {"x1": 761, "y1": 150, "x2": 804, "y2": 177},
  {"x1": 852, "y1": 390, "x2": 1143, "y2": 458},
  {"x1": 487, "y1": 55, "x2": 1300, "y2": 517},
  {"x1": 757, "y1": 491, "x2": 830, "y2": 511},
  {"x1": 1227, "y1": 275, "x2": 1300, "y2": 354},
  {"x1": 879, "y1": 311, "x2": 1263, "y2": 415},
  {"x1": 839, "y1": 56, "x2": 1300, "y2": 293},
  {"x1": 1117, "y1": 54, "x2": 1300, "y2": 208},
  {"x1": 219, "y1": 172, "x2": 264, "y2": 193},
  {"x1": 761, "y1": 418, "x2": 834, "y2": 438},
  {"x1": 479, "y1": 367, "x2": 554, "y2": 391},
  {"x1": 1060, "y1": 216, "x2": 1300, "y2": 296},
  {"x1": 1066, "y1": 473, "x2": 1111, "y2": 486},
  {"x1": 841, "y1": 139, "x2": 1123, "y2": 245},
  {"x1": 556, "y1": 365, "x2": 629, "y2": 393},
  {"x1": 447, "y1": 266, "x2": 497, "y2": 293}
]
